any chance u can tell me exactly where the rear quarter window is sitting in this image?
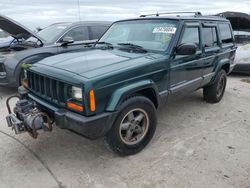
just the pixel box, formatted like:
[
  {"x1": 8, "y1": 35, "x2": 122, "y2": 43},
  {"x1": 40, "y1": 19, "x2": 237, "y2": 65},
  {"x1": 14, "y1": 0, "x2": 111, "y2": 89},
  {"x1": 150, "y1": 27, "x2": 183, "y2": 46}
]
[{"x1": 219, "y1": 23, "x2": 233, "y2": 44}]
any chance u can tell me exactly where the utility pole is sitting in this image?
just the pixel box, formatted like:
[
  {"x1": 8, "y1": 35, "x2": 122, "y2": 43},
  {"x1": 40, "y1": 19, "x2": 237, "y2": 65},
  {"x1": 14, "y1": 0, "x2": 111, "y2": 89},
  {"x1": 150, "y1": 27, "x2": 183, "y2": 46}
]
[{"x1": 77, "y1": 0, "x2": 81, "y2": 21}]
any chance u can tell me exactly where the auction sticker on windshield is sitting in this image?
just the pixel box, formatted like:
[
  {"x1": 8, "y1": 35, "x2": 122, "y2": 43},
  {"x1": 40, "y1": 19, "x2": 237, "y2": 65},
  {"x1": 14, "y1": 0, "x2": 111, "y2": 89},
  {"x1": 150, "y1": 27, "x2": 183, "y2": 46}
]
[{"x1": 153, "y1": 27, "x2": 176, "y2": 34}]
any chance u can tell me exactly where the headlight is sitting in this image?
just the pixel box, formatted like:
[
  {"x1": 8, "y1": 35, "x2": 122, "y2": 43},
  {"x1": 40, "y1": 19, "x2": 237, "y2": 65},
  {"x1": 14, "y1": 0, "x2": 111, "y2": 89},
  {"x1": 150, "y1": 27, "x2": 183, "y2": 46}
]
[{"x1": 72, "y1": 86, "x2": 82, "y2": 102}]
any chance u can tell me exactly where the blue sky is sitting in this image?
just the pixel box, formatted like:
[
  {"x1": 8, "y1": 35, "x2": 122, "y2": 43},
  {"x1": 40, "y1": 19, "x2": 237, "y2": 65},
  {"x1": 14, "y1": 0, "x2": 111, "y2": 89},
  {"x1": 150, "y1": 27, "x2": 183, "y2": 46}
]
[{"x1": 0, "y1": 0, "x2": 249, "y2": 29}]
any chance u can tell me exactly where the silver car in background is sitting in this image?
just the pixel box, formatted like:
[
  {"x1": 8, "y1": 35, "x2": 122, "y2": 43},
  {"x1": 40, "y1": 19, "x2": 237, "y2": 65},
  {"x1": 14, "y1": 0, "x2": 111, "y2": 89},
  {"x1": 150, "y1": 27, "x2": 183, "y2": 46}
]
[{"x1": 0, "y1": 15, "x2": 111, "y2": 87}]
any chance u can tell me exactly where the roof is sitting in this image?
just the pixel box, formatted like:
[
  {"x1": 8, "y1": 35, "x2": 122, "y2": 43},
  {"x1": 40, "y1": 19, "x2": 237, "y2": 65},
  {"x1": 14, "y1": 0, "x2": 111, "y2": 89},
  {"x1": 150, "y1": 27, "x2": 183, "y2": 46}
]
[
  {"x1": 116, "y1": 12, "x2": 229, "y2": 23},
  {"x1": 70, "y1": 21, "x2": 112, "y2": 27},
  {"x1": 49, "y1": 21, "x2": 112, "y2": 28}
]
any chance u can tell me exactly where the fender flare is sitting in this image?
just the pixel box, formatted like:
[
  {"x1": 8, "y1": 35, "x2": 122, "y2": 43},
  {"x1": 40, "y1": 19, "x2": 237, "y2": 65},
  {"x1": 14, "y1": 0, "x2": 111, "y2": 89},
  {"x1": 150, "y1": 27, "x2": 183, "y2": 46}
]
[
  {"x1": 106, "y1": 80, "x2": 159, "y2": 112},
  {"x1": 210, "y1": 58, "x2": 230, "y2": 84}
]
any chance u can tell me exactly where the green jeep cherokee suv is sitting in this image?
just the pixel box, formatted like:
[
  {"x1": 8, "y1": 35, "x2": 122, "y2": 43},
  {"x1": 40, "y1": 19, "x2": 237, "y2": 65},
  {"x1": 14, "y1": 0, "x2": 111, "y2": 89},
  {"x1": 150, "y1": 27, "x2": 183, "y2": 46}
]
[{"x1": 6, "y1": 12, "x2": 236, "y2": 155}]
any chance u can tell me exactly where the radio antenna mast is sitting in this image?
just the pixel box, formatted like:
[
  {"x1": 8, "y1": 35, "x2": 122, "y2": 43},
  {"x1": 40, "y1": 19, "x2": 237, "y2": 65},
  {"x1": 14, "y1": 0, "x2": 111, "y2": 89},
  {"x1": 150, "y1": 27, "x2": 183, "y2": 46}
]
[{"x1": 77, "y1": 0, "x2": 81, "y2": 20}]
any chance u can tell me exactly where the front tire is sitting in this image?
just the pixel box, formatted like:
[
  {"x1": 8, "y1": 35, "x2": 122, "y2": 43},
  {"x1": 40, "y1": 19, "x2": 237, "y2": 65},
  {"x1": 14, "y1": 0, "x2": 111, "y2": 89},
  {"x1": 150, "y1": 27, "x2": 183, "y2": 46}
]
[
  {"x1": 203, "y1": 69, "x2": 227, "y2": 103},
  {"x1": 105, "y1": 96, "x2": 157, "y2": 156}
]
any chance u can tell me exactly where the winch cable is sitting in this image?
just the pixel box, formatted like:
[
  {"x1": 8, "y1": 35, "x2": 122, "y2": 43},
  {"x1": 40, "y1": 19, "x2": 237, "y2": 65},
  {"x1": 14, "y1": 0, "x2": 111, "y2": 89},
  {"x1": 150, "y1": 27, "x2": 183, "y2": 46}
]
[
  {"x1": 6, "y1": 95, "x2": 21, "y2": 114},
  {"x1": 0, "y1": 130, "x2": 63, "y2": 188}
]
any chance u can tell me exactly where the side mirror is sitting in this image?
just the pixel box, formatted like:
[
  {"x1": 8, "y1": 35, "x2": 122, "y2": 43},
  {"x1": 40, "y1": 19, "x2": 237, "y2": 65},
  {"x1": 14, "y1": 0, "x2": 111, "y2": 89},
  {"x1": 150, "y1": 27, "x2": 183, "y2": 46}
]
[
  {"x1": 176, "y1": 43, "x2": 197, "y2": 55},
  {"x1": 61, "y1": 36, "x2": 74, "y2": 45}
]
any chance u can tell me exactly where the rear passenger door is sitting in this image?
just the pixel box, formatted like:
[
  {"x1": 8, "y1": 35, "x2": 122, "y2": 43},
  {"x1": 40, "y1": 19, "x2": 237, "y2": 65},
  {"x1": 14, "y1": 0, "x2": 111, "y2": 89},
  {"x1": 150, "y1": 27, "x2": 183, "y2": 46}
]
[
  {"x1": 169, "y1": 22, "x2": 203, "y2": 97},
  {"x1": 200, "y1": 23, "x2": 220, "y2": 85}
]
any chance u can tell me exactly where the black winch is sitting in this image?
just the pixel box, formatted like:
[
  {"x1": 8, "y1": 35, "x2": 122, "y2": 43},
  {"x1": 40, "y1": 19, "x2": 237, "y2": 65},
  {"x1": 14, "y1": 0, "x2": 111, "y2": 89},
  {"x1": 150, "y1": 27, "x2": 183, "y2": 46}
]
[{"x1": 6, "y1": 89, "x2": 53, "y2": 138}]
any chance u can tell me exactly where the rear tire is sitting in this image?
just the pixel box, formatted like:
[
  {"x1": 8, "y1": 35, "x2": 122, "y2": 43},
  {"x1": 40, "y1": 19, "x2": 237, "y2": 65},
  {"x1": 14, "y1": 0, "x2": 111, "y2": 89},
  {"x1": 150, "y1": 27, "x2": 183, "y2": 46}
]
[
  {"x1": 203, "y1": 69, "x2": 227, "y2": 103},
  {"x1": 105, "y1": 95, "x2": 157, "y2": 156}
]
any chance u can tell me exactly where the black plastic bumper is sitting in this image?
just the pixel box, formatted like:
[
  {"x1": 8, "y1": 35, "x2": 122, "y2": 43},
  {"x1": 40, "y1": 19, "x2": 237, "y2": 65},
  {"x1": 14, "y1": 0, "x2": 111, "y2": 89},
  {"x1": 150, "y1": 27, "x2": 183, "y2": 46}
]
[
  {"x1": 27, "y1": 93, "x2": 117, "y2": 139},
  {"x1": 54, "y1": 109, "x2": 117, "y2": 139}
]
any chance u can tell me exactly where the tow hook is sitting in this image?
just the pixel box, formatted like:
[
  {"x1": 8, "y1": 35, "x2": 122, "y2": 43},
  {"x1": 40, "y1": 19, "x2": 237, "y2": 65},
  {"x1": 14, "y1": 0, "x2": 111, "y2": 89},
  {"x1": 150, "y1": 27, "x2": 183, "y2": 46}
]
[{"x1": 5, "y1": 95, "x2": 52, "y2": 139}]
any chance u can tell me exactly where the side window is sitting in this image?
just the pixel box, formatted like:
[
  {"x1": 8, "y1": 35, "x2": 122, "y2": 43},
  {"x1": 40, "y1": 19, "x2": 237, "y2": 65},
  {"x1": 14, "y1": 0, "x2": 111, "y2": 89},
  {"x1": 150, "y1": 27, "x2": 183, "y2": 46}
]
[
  {"x1": 89, "y1": 26, "x2": 109, "y2": 40},
  {"x1": 63, "y1": 26, "x2": 88, "y2": 42},
  {"x1": 219, "y1": 23, "x2": 233, "y2": 44},
  {"x1": 180, "y1": 27, "x2": 200, "y2": 50},
  {"x1": 203, "y1": 27, "x2": 218, "y2": 48},
  {"x1": 212, "y1": 27, "x2": 218, "y2": 45}
]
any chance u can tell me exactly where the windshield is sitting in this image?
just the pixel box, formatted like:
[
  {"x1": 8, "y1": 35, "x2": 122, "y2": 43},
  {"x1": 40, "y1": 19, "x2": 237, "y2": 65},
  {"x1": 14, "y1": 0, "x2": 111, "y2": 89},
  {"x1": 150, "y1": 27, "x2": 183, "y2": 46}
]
[
  {"x1": 26, "y1": 24, "x2": 69, "y2": 44},
  {"x1": 37, "y1": 24, "x2": 68, "y2": 43},
  {"x1": 99, "y1": 19, "x2": 178, "y2": 52}
]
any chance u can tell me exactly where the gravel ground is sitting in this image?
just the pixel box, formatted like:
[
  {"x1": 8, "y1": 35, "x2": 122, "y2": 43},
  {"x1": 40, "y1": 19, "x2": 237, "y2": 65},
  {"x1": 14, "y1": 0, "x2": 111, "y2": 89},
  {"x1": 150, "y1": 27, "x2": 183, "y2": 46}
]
[{"x1": 0, "y1": 75, "x2": 250, "y2": 188}]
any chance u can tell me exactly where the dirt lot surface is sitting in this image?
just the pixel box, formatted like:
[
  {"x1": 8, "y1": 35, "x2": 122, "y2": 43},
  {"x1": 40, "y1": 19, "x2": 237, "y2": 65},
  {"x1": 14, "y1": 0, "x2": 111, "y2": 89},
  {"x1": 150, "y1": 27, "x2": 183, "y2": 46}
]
[{"x1": 0, "y1": 75, "x2": 250, "y2": 188}]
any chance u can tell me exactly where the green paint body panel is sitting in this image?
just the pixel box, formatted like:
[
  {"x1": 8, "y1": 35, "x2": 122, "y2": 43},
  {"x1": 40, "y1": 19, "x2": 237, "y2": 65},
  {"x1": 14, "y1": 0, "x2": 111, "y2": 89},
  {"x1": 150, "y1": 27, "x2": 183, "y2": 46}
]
[
  {"x1": 106, "y1": 80, "x2": 159, "y2": 111},
  {"x1": 23, "y1": 16, "x2": 237, "y2": 138}
]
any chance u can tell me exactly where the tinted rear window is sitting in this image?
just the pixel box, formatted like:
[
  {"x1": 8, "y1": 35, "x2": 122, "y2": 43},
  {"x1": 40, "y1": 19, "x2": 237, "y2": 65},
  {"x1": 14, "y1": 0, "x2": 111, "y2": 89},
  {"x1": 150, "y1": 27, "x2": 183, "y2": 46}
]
[{"x1": 219, "y1": 23, "x2": 233, "y2": 44}]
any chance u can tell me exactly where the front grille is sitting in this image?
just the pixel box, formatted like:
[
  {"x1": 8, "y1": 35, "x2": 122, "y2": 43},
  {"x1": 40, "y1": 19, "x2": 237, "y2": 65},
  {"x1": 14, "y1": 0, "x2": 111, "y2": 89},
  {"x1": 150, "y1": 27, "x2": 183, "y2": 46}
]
[{"x1": 27, "y1": 71, "x2": 71, "y2": 106}]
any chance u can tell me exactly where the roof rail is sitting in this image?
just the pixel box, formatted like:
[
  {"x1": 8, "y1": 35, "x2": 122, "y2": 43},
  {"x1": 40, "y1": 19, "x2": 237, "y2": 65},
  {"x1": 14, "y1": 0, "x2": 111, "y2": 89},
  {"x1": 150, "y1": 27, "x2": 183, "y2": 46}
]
[{"x1": 140, "y1": 12, "x2": 202, "y2": 18}]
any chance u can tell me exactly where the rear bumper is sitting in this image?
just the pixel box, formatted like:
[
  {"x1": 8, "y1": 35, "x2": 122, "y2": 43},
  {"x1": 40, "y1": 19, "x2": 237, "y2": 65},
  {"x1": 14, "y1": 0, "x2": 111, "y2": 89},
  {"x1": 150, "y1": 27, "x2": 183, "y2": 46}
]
[{"x1": 28, "y1": 94, "x2": 117, "y2": 139}]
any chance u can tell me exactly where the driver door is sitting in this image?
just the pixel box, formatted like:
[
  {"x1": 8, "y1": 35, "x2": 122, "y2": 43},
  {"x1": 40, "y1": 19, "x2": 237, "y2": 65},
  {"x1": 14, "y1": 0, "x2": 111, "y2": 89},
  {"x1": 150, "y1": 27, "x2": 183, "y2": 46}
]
[{"x1": 169, "y1": 22, "x2": 203, "y2": 98}]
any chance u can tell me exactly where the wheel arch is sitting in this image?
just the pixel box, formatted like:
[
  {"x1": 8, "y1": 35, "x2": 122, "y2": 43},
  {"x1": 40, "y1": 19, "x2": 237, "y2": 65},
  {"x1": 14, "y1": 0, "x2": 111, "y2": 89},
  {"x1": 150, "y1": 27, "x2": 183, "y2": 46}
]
[
  {"x1": 106, "y1": 80, "x2": 159, "y2": 112},
  {"x1": 216, "y1": 58, "x2": 230, "y2": 74},
  {"x1": 221, "y1": 63, "x2": 230, "y2": 74},
  {"x1": 210, "y1": 59, "x2": 230, "y2": 85}
]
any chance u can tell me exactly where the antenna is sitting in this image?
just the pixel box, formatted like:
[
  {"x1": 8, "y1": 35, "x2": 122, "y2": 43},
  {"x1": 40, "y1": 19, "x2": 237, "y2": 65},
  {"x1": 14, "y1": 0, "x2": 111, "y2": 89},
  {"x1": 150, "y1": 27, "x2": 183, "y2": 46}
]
[{"x1": 77, "y1": 0, "x2": 81, "y2": 21}]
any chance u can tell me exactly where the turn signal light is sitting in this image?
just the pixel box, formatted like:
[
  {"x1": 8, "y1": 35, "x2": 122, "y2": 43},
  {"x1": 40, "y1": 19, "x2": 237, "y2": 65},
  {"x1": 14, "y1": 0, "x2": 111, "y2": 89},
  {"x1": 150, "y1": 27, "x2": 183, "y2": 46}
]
[
  {"x1": 67, "y1": 102, "x2": 83, "y2": 112},
  {"x1": 90, "y1": 90, "x2": 96, "y2": 112}
]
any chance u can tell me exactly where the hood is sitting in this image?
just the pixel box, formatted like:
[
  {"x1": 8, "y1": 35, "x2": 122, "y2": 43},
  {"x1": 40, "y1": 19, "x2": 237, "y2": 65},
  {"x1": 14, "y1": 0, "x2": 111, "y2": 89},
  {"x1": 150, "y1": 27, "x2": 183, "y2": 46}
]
[
  {"x1": 36, "y1": 49, "x2": 162, "y2": 78},
  {"x1": 0, "y1": 15, "x2": 44, "y2": 44}
]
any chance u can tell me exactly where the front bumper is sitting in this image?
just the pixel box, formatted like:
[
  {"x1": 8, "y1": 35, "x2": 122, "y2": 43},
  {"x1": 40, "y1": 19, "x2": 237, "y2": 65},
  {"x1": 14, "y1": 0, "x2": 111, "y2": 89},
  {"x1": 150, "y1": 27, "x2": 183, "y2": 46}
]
[
  {"x1": 0, "y1": 69, "x2": 18, "y2": 87},
  {"x1": 0, "y1": 58, "x2": 20, "y2": 87},
  {"x1": 28, "y1": 94, "x2": 117, "y2": 139},
  {"x1": 55, "y1": 109, "x2": 116, "y2": 139}
]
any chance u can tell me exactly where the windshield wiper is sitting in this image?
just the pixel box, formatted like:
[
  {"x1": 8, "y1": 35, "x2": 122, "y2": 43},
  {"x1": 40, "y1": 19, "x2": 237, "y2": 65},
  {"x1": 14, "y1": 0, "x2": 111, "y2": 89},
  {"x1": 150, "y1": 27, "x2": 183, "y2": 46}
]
[
  {"x1": 117, "y1": 43, "x2": 147, "y2": 52},
  {"x1": 95, "y1": 41, "x2": 113, "y2": 49}
]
